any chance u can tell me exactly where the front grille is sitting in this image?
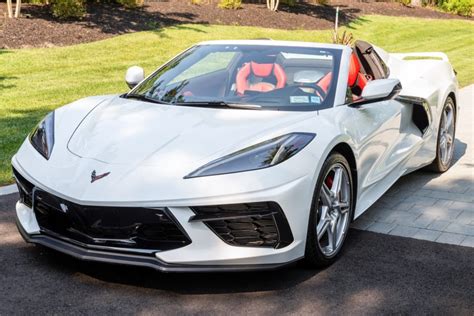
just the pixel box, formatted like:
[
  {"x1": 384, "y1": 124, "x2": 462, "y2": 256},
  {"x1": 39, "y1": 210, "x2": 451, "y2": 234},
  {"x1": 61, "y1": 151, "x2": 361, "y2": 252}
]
[
  {"x1": 12, "y1": 167, "x2": 191, "y2": 252},
  {"x1": 13, "y1": 168, "x2": 33, "y2": 208},
  {"x1": 190, "y1": 202, "x2": 293, "y2": 249}
]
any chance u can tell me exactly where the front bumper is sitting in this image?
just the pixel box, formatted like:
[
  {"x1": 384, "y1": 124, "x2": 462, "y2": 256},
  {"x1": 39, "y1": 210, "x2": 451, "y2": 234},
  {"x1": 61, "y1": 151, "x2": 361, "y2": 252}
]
[
  {"x1": 13, "y1": 163, "x2": 312, "y2": 270},
  {"x1": 16, "y1": 217, "x2": 299, "y2": 272}
]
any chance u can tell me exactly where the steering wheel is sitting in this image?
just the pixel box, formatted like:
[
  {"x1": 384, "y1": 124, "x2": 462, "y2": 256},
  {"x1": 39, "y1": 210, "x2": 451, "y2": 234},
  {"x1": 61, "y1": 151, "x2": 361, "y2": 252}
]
[{"x1": 289, "y1": 84, "x2": 327, "y2": 99}]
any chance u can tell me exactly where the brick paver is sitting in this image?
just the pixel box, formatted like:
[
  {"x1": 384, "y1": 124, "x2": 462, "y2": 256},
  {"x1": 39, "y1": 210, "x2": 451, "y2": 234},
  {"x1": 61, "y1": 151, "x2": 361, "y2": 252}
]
[{"x1": 353, "y1": 85, "x2": 474, "y2": 248}]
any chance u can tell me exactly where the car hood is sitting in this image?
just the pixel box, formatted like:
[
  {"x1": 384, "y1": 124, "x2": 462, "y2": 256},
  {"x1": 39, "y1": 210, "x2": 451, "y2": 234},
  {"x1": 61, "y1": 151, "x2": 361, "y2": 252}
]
[{"x1": 67, "y1": 96, "x2": 313, "y2": 172}]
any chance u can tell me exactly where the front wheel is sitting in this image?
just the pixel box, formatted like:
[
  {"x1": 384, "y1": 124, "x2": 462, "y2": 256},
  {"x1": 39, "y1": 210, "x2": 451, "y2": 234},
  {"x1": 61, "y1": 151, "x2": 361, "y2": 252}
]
[
  {"x1": 430, "y1": 97, "x2": 456, "y2": 173},
  {"x1": 304, "y1": 153, "x2": 354, "y2": 268}
]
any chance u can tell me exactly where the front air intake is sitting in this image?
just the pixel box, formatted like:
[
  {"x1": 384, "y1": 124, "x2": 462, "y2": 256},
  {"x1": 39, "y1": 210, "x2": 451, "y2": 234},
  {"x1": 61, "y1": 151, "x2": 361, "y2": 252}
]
[
  {"x1": 190, "y1": 202, "x2": 293, "y2": 249},
  {"x1": 12, "y1": 167, "x2": 191, "y2": 253}
]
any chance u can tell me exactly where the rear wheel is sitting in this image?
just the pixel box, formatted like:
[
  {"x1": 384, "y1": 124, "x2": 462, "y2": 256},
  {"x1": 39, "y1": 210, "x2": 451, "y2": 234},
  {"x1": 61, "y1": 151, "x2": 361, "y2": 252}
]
[
  {"x1": 430, "y1": 97, "x2": 456, "y2": 173},
  {"x1": 305, "y1": 153, "x2": 354, "y2": 268}
]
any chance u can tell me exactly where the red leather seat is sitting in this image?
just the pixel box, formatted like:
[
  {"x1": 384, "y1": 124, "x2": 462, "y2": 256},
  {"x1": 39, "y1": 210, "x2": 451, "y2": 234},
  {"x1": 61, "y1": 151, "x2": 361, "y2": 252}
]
[
  {"x1": 317, "y1": 72, "x2": 332, "y2": 93},
  {"x1": 236, "y1": 62, "x2": 287, "y2": 95},
  {"x1": 349, "y1": 53, "x2": 368, "y2": 95},
  {"x1": 314, "y1": 53, "x2": 368, "y2": 97}
]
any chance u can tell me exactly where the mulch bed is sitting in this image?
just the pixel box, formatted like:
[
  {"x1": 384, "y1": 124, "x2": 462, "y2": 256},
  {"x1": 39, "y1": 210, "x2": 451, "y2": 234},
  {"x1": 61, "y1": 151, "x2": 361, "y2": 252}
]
[{"x1": 0, "y1": 0, "x2": 471, "y2": 49}]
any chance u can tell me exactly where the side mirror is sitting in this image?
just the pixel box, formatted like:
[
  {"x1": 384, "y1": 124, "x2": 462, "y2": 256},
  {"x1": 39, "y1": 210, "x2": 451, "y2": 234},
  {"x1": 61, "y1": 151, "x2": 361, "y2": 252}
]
[
  {"x1": 361, "y1": 78, "x2": 402, "y2": 101},
  {"x1": 125, "y1": 66, "x2": 145, "y2": 89}
]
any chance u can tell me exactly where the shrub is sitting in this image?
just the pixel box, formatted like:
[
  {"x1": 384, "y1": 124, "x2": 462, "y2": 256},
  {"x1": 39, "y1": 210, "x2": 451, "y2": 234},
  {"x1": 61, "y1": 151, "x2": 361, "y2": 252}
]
[
  {"x1": 307, "y1": 0, "x2": 328, "y2": 5},
  {"x1": 51, "y1": 0, "x2": 85, "y2": 19},
  {"x1": 116, "y1": 0, "x2": 144, "y2": 8},
  {"x1": 399, "y1": 0, "x2": 412, "y2": 6},
  {"x1": 25, "y1": 0, "x2": 49, "y2": 4},
  {"x1": 280, "y1": 0, "x2": 297, "y2": 6},
  {"x1": 218, "y1": 0, "x2": 241, "y2": 9},
  {"x1": 332, "y1": 30, "x2": 354, "y2": 46},
  {"x1": 440, "y1": 0, "x2": 473, "y2": 16}
]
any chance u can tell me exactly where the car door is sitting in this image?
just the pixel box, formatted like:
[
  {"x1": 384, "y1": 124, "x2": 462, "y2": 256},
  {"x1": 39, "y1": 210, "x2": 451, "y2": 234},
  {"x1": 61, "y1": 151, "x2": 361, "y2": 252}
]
[
  {"x1": 343, "y1": 43, "x2": 420, "y2": 214},
  {"x1": 343, "y1": 97, "x2": 404, "y2": 211}
]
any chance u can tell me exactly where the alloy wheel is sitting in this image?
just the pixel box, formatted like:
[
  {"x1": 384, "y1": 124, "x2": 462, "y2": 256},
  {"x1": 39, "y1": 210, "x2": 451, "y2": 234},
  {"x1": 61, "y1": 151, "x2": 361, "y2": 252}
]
[
  {"x1": 439, "y1": 102, "x2": 455, "y2": 167},
  {"x1": 316, "y1": 163, "x2": 351, "y2": 257}
]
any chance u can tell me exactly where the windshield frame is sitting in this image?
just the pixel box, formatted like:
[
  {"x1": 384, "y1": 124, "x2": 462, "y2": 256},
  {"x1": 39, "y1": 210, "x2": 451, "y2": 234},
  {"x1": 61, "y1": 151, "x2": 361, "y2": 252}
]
[{"x1": 126, "y1": 43, "x2": 343, "y2": 112}]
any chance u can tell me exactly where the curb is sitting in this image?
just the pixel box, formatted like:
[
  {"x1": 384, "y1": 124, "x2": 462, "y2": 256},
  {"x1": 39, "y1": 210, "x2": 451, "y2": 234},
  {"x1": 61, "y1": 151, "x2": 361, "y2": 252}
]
[{"x1": 0, "y1": 184, "x2": 18, "y2": 196}]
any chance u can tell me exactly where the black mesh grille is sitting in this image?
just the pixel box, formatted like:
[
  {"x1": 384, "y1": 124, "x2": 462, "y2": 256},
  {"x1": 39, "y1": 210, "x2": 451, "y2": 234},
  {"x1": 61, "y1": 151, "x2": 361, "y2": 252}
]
[
  {"x1": 208, "y1": 216, "x2": 278, "y2": 247},
  {"x1": 191, "y1": 202, "x2": 293, "y2": 248},
  {"x1": 12, "y1": 168, "x2": 191, "y2": 252},
  {"x1": 13, "y1": 168, "x2": 33, "y2": 208}
]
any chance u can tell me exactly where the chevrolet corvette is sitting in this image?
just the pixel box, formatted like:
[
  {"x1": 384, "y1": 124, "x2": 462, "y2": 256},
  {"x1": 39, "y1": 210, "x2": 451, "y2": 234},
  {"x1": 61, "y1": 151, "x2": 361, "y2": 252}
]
[{"x1": 12, "y1": 40, "x2": 458, "y2": 271}]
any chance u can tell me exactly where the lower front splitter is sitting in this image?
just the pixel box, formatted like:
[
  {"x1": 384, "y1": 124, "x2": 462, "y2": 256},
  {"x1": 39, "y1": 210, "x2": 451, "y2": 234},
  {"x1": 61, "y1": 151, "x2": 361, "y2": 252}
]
[{"x1": 16, "y1": 218, "x2": 300, "y2": 273}]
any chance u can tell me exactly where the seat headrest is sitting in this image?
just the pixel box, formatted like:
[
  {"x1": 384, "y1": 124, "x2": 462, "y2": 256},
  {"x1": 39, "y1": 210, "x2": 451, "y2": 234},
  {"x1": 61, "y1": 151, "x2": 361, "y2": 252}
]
[
  {"x1": 236, "y1": 62, "x2": 287, "y2": 95},
  {"x1": 348, "y1": 53, "x2": 361, "y2": 87},
  {"x1": 250, "y1": 62, "x2": 274, "y2": 77}
]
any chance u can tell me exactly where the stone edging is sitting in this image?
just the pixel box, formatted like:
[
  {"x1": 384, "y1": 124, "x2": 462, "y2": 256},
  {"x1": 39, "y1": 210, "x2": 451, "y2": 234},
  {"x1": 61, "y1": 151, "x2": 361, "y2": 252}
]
[{"x1": 0, "y1": 184, "x2": 18, "y2": 196}]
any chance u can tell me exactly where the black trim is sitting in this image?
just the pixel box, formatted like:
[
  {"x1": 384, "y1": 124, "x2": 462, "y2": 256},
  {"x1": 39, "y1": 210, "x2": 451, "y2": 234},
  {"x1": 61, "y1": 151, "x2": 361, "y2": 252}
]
[
  {"x1": 31, "y1": 188, "x2": 192, "y2": 252},
  {"x1": 12, "y1": 167, "x2": 33, "y2": 208},
  {"x1": 190, "y1": 202, "x2": 294, "y2": 249},
  {"x1": 16, "y1": 219, "x2": 300, "y2": 273},
  {"x1": 189, "y1": 210, "x2": 277, "y2": 222},
  {"x1": 12, "y1": 167, "x2": 191, "y2": 253}
]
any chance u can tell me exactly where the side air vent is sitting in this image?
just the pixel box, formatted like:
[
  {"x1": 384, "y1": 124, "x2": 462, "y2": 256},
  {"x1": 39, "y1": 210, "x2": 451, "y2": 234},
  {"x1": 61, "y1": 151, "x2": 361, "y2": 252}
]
[
  {"x1": 396, "y1": 95, "x2": 432, "y2": 135},
  {"x1": 190, "y1": 202, "x2": 293, "y2": 249}
]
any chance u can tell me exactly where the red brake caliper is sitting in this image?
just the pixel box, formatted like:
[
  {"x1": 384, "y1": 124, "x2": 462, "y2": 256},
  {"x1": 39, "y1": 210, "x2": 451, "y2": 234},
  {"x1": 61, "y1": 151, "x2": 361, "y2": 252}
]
[{"x1": 325, "y1": 173, "x2": 334, "y2": 189}]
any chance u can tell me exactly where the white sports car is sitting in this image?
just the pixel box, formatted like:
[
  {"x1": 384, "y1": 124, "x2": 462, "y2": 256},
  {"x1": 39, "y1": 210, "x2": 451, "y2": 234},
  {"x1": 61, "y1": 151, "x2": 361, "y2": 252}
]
[{"x1": 13, "y1": 40, "x2": 458, "y2": 272}]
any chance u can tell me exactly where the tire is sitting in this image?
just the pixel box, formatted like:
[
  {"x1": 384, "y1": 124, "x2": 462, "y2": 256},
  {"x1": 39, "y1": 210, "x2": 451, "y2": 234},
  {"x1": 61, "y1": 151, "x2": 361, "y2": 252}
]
[
  {"x1": 429, "y1": 96, "x2": 456, "y2": 173},
  {"x1": 304, "y1": 152, "x2": 354, "y2": 268}
]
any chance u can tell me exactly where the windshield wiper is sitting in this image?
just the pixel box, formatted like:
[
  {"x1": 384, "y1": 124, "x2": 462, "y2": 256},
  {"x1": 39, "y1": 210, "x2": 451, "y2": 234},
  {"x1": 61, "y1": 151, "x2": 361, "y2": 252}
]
[
  {"x1": 174, "y1": 101, "x2": 262, "y2": 110},
  {"x1": 124, "y1": 95, "x2": 261, "y2": 109},
  {"x1": 124, "y1": 94, "x2": 172, "y2": 105}
]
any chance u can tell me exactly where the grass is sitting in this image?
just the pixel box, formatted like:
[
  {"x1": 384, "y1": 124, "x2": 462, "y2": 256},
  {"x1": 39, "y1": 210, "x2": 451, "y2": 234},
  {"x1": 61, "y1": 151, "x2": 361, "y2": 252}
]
[{"x1": 0, "y1": 15, "x2": 473, "y2": 185}]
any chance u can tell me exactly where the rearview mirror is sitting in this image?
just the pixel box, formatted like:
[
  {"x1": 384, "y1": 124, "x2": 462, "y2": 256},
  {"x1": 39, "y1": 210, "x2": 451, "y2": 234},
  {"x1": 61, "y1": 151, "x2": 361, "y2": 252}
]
[
  {"x1": 125, "y1": 66, "x2": 145, "y2": 89},
  {"x1": 361, "y1": 78, "x2": 402, "y2": 101}
]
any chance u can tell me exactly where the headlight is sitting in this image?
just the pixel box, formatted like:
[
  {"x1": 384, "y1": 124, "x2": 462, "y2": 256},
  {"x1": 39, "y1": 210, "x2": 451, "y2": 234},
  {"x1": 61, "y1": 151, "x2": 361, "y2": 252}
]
[
  {"x1": 30, "y1": 112, "x2": 55, "y2": 160},
  {"x1": 185, "y1": 133, "x2": 315, "y2": 178}
]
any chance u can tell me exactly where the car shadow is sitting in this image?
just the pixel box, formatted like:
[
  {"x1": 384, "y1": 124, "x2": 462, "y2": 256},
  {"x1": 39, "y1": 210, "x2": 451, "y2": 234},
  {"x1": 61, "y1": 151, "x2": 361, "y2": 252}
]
[
  {"x1": 0, "y1": 190, "x2": 331, "y2": 295},
  {"x1": 452, "y1": 138, "x2": 467, "y2": 165},
  {"x1": 361, "y1": 136, "x2": 470, "y2": 217},
  {"x1": 32, "y1": 244, "x2": 325, "y2": 294}
]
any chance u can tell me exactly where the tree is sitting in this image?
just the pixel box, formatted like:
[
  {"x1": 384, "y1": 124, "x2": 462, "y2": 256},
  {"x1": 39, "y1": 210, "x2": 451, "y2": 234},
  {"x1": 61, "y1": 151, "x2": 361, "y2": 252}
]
[
  {"x1": 6, "y1": 0, "x2": 13, "y2": 18},
  {"x1": 15, "y1": 0, "x2": 22, "y2": 18},
  {"x1": 267, "y1": 0, "x2": 280, "y2": 11},
  {"x1": 6, "y1": 0, "x2": 22, "y2": 18}
]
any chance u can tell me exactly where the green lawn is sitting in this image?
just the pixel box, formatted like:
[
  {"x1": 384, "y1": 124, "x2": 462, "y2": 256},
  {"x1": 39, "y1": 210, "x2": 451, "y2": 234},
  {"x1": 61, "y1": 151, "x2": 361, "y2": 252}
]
[{"x1": 0, "y1": 15, "x2": 473, "y2": 185}]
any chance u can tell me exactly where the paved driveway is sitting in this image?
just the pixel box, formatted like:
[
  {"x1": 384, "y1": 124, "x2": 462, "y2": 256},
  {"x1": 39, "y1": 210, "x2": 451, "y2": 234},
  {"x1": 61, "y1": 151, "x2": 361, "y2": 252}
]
[
  {"x1": 352, "y1": 85, "x2": 474, "y2": 247},
  {"x1": 0, "y1": 192, "x2": 473, "y2": 314}
]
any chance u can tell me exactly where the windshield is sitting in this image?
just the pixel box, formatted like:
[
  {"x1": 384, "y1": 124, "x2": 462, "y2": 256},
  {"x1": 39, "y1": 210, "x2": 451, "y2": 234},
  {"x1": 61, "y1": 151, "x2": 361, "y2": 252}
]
[{"x1": 128, "y1": 44, "x2": 342, "y2": 111}]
